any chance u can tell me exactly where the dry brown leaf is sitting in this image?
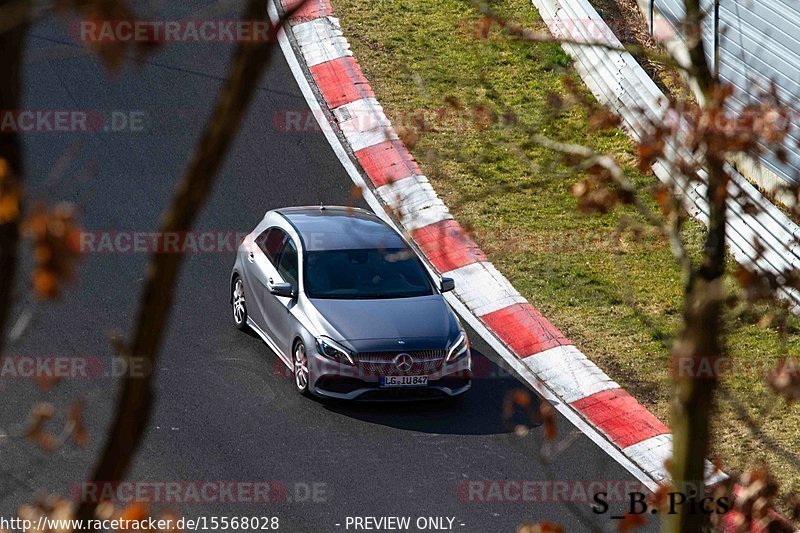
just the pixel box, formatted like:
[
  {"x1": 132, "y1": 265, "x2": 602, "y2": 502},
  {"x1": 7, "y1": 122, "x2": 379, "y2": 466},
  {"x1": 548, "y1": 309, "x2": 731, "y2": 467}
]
[{"x1": 517, "y1": 522, "x2": 565, "y2": 533}]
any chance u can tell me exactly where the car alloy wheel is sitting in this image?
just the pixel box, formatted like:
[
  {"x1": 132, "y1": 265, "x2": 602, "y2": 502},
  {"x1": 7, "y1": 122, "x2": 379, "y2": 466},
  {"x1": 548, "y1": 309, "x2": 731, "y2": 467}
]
[
  {"x1": 232, "y1": 277, "x2": 248, "y2": 331},
  {"x1": 294, "y1": 341, "x2": 310, "y2": 394}
]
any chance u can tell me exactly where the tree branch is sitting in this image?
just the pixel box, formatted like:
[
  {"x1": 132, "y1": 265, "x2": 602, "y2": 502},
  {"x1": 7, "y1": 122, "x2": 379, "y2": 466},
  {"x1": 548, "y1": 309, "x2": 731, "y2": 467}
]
[
  {"x1": 76, "y1": 0, "x2": 291, "y2": 523},
  {"x1": 0, "y1": 0, "x2": 30, "y2": 358}
]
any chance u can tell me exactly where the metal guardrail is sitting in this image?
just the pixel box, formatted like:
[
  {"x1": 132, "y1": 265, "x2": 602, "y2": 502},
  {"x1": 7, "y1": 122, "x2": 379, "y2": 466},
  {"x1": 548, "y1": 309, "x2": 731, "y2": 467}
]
[
  {"x1": 647, "y1": 0, "x2": 720, "y2": 76},
  {"x1": 531, "y1": 0, "x2": 800, "y2": 309},
  {"x1": 644, "y1": 0, "x2": 800, "y2": 186}
]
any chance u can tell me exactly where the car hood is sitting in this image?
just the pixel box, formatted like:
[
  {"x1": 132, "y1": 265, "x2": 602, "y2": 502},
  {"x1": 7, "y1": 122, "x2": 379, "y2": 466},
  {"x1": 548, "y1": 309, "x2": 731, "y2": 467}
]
[{"x1": 309, "y1": 294, "x2": 455, "y2": 345}]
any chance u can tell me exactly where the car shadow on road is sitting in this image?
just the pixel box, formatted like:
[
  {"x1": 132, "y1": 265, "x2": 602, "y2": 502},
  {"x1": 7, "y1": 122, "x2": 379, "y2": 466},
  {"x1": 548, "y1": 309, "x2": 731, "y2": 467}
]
[{"x1": 318, "y1": 350, "x2": 544, "y2": 436}]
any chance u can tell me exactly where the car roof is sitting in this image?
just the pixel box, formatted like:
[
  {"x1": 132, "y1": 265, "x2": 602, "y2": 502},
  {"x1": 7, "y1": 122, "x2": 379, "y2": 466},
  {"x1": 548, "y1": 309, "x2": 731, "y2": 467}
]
[{"x1": 275, "y1": 206, "x2": 407, "y2": 251}]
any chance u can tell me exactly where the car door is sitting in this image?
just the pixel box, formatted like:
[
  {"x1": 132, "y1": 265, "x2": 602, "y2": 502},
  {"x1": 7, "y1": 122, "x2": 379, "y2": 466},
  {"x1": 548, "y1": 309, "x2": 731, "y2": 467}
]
[
  {"x1": 268, "y1": 236, "x2": 301, "y2": 353},
  {"x1": 245, "y1": 227, "x2": 286, "y2": 336}
]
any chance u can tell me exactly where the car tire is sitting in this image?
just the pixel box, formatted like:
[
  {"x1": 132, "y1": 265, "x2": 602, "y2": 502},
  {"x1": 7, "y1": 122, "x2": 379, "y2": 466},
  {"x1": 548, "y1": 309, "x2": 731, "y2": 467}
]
[
  {"x1": 293, "y1": 340, "x2": 311, "y2": 396},
  {"x1": 232, "y1": 276, "x2": 249, "y2": 331}
]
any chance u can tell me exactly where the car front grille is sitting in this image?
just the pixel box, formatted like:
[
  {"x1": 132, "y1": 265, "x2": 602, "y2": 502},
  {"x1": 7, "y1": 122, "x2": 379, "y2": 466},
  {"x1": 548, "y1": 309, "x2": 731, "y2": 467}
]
[{"x1": 356, "y1": 349, "x2": 446, "y2": 375}]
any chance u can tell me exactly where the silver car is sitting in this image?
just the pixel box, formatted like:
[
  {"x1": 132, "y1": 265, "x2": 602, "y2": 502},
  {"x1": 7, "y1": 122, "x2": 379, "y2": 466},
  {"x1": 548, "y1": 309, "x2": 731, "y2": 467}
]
[{"x1": 229, "y1": 206, "x2": 472, "y2": 400}]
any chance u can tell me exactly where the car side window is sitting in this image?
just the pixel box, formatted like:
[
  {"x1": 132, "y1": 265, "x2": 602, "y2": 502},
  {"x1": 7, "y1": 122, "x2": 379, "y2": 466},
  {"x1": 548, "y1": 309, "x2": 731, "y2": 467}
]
[
  {"x1": 256, "y1": 227, "x2": 287, "y2": 264},
  {"x1": 276, "y1": 238, "x2": 299, "y2": 289}
]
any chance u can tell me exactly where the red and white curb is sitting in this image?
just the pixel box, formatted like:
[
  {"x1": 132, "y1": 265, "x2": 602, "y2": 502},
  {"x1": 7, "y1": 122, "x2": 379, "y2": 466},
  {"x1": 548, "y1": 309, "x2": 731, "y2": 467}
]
[{"x1": 268, "y1": 0, "x2": 727, "y2": 493}]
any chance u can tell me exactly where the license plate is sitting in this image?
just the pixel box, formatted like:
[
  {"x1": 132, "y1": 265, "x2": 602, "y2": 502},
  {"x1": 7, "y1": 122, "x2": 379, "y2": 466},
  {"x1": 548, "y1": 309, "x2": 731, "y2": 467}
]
[{"x1": 379, "y1": 376, "x2": 428, "y2": 388}]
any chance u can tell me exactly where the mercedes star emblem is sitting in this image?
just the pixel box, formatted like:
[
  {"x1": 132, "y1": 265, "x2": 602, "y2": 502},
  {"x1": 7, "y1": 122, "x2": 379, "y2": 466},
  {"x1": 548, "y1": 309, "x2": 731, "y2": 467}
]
[{"x1": 393, "y1": 353, "x2": 413, "y2": 372}]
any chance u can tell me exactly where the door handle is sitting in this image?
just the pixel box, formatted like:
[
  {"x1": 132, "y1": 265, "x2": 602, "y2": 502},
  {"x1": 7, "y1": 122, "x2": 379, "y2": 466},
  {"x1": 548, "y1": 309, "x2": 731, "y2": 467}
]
[{"x1": 248, "y1": 252, "x2": 254, "y2": 263}]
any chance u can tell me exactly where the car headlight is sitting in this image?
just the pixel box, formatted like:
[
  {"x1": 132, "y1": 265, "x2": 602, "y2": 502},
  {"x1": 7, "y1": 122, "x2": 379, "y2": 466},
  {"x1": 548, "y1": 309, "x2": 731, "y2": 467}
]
[
  {"x1": 315, "y1": 336, "x2": 355, "y2": 366},
  {"x1": 446, "y1": 331, "x2": 469, "y2": 362}
]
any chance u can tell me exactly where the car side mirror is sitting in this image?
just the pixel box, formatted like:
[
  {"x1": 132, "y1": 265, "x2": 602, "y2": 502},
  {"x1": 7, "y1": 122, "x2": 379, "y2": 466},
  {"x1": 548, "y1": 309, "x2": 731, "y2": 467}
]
[
  {"x1": 440, "y1": 277, "x2": 455, "y2": 293},
  {"x1": 270, "y1": 282, "x2": 295, "y2": 298}
]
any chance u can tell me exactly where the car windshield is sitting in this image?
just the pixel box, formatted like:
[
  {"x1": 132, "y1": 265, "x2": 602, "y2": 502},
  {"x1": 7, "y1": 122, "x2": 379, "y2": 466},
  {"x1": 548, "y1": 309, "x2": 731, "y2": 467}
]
[{"x1": 304, "y1": 248, "x2": 435, "y2": 299}]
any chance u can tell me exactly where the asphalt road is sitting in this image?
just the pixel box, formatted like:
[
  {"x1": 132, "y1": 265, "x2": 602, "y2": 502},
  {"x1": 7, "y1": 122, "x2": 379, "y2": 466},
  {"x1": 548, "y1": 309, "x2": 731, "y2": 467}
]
[{"x1": 1, "y1": 2, "x2": 658, "y2": 532}]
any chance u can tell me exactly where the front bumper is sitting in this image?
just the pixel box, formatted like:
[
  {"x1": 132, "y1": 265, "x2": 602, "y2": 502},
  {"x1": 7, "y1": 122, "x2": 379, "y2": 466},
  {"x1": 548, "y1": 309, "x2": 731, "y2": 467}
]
[{"x1": 309, "y1": 349, "x2": 472, "y2": 401}]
